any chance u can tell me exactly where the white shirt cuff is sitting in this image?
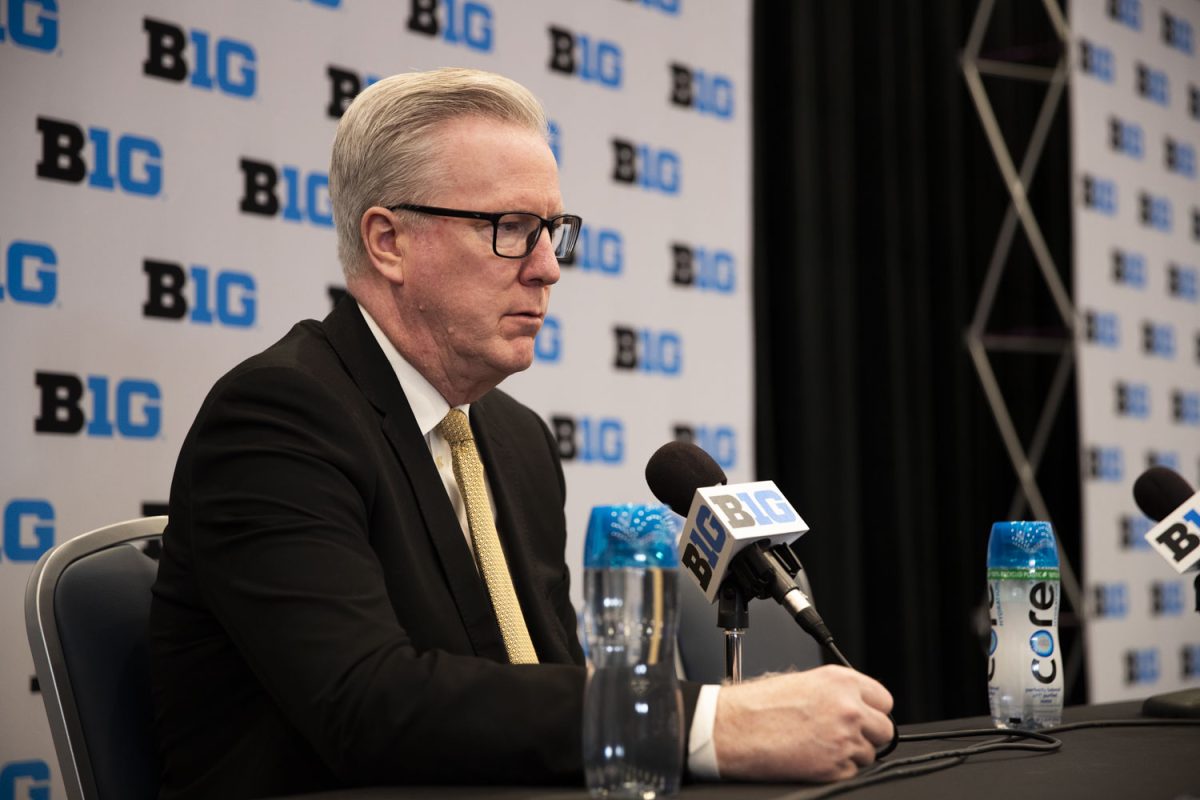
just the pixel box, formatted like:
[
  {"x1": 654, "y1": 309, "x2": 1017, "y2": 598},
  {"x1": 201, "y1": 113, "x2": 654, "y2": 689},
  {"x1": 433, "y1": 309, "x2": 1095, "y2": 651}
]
[{"x1": 685, "y1": 684, "x2": 721, "y2": 780}]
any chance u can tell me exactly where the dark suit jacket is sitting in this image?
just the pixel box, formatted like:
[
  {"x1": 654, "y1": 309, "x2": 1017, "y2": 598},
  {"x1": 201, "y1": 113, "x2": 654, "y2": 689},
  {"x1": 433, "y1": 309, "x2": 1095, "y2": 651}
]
[{"x1": 149, "y1": 297, "x2": 702, "y2": 799}]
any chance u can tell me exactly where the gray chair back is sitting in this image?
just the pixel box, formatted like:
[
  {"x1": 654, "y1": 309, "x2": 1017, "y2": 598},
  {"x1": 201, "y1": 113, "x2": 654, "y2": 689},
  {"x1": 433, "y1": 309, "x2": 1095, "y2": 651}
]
[{"x1": 25, "y1": 516, "x2": 167, "y2": 800}]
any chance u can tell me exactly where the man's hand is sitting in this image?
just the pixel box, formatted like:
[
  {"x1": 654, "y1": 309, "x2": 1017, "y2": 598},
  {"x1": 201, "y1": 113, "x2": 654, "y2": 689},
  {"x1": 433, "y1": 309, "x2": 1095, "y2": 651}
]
[{"x1": 712, "y1": 665, "x2": 895, "y2": 783}]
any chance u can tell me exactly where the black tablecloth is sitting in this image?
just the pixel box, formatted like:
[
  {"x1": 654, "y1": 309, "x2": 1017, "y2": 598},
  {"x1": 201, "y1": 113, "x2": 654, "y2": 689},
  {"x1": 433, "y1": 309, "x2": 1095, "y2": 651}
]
[{"x1": 276, "y1": 700, "x2": 1200, "y2": 800}]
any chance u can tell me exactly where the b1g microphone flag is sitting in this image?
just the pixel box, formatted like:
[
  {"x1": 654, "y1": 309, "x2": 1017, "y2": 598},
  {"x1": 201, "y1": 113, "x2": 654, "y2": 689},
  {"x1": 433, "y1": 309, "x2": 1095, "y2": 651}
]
[
  {"x1": 1135, "y1": 468, "x2": 1200, "y2": 574},
  {"x1": 679, "y1": 482, "x2": 809, "y2": 602}
]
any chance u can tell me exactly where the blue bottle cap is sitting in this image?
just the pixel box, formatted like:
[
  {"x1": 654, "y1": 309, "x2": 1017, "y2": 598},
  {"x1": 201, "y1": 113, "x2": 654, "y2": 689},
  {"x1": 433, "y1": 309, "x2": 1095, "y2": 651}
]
[
  {"x1": 584, "y1": 504, "x2": 680, "y2": 569},
  {"x1": 987, "y1": 521, "x2": 1060, "y2": 570}
]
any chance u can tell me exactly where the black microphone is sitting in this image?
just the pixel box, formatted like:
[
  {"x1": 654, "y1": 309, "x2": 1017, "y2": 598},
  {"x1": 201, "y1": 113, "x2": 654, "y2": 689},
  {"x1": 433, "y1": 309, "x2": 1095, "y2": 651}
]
[
  {"x1": 1134, "y1": 465, "x2": 1195, "y2": 522},
  {"x1": 645, "y1": 441, "x2": 833, "y2": 649},
  {"x1": 1131, "y1": 466, "x2": 1200, "y2": 576}
]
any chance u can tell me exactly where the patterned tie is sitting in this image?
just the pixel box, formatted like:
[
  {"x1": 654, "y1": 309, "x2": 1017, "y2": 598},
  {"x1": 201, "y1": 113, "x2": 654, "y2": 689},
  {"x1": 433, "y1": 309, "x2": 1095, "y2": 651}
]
[{"x1": 436, "y1": 409, "x2": 539, "y2": 664}]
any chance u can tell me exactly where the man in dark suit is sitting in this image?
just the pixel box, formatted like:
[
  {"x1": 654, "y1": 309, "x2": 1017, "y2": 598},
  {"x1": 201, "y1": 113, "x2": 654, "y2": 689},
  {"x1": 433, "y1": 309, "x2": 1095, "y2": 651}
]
[{"x1": 150, "y1": 68, "x2": 894, "y2": 800}]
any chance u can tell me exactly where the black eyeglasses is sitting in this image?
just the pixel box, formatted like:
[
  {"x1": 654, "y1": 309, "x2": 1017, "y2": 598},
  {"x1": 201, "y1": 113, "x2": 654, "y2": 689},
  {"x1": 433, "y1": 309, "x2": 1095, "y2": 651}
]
[{"x1": 387, "y1": 203, "x2": 583, "y2": 260}]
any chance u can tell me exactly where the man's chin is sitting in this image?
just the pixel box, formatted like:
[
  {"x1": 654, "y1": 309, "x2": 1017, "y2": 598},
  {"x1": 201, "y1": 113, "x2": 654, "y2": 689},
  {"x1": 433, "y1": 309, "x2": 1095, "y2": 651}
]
[{"x1": 492, "y1": 343, "x2": 536, "y2": 378}]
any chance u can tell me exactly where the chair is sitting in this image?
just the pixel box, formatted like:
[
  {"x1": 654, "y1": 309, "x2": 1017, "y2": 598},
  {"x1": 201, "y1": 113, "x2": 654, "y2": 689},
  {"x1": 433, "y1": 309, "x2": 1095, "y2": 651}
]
[
  {"x1": 676, "y1": 564, "x2": 824, "y2": 683},
  {"x1": 24, "y1": 516, "x2": 167, "y2": 800}
]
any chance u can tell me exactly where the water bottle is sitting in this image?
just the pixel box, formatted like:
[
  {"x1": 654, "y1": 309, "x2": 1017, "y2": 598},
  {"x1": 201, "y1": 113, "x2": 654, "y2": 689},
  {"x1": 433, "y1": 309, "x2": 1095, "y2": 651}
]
[
  {"x1": 582, "y1": 504, "x2": 683, "y2": 800},
  {"x1": 986, "y1": 520, "x2": 1063, "y2": 729}
]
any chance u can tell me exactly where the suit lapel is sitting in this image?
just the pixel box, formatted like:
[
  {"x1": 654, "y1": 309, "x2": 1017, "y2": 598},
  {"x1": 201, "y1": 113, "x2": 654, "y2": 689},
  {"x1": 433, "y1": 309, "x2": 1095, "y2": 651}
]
[{"x1": 321, "y1": 298, "x2": 507, "y2": 661}]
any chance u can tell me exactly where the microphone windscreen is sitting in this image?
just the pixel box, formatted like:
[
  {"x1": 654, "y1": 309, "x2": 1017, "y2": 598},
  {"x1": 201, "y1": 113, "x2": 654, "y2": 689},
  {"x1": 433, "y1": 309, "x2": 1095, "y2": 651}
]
[
  {"x1": 644, "y1": 441, "x2": 728, "y2": 517},
  {"x1": 1133, "y1": 466, "x2": 1196, "y2": 522}
]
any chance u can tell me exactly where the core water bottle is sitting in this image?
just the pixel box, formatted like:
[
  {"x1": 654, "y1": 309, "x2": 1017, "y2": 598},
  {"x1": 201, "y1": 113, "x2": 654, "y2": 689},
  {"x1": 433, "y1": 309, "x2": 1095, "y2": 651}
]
[
  {"x1": 986, "y1": 520, "x2": 1063, "y2": 729},
  {"x1": 582, "y1": 504, "x2": 683, "y2": 800}
]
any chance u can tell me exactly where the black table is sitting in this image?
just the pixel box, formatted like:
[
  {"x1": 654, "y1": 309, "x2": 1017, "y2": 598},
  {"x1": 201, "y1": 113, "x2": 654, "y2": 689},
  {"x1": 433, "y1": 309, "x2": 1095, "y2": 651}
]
[{"x1": 279, "y1": 701, "x2": 1200, "y2": 799}]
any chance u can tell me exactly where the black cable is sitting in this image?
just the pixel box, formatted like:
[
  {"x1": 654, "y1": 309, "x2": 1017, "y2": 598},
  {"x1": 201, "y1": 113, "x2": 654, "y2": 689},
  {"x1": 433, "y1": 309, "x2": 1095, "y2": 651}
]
[
  {"x1": 774, "y1": 729, "x2": 1061, "y2": 800},
  {"x1": 1042, "y1": 717, "x2": 1200, "y2": 733},
  {"x1": 778, "y1": 718, "x2": 1200, "y2": 800}
]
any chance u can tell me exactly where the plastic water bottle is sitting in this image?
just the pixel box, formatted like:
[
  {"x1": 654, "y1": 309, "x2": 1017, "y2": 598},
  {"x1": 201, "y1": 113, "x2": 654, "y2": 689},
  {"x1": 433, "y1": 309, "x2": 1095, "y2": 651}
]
[
  {"x1": 582, "y1": 504, "x2": 683, "y2": 800},
  {"x1": 986, "y1": 520, "x2": 1063, "y2": 729}
]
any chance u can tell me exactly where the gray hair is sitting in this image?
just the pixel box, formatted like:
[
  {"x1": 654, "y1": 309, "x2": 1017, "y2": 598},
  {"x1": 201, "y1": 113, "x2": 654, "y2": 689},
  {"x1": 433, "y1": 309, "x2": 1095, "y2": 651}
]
[{"x1": 330, "y1": 67, "x2": 549, "y2": 279}]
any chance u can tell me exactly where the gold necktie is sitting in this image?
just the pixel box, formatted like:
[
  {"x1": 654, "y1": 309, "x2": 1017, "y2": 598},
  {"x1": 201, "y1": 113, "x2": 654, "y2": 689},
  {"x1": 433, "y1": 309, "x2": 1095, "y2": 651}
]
[{"x1": 436, "y1": 409, "x2": 539, "y2": 664}]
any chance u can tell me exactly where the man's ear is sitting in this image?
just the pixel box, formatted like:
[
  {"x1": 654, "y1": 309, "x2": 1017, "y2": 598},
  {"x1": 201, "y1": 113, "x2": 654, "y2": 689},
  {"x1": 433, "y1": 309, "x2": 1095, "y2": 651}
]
[{"x1": 360, "y1": 206, "x2": 406, "y2": 284}]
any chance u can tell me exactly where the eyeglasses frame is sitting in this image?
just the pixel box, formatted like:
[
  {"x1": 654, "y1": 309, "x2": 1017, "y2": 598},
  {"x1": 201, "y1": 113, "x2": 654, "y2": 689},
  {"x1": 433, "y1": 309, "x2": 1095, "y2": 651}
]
[{"x1": 385, "y1": 203, "x2": 583, "y2": 260}]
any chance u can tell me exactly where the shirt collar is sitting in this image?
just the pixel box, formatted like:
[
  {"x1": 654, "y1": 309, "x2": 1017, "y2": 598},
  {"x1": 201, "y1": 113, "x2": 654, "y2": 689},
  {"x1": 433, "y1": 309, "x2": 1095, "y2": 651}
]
[{"x1": 357, "y1": 302, "x2": 469, "y2": 436}]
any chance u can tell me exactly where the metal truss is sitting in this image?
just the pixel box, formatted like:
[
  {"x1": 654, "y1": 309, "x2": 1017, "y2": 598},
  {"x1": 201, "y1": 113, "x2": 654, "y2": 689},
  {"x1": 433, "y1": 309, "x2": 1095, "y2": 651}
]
[{"x1": 961, "y1": 0, "x2": 1086, "y2": 694}]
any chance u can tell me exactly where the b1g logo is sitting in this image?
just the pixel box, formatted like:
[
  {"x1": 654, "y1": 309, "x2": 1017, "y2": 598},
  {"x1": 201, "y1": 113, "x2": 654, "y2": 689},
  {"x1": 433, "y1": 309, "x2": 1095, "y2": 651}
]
[
  {"x1": 613, "y1": 326, "x2": 682, "y2": 375},
  {"x1": 1087, "y1": 446, "x2": 1122, "y2": 482},
  {"x1": 1172, "y1": 390, "x2": 1200, "y2": 426},
  {"x1": 1119, "y1": 514, "x2": 1152, "y2": 550},
  {"x1": 327, "y1": 285, "x2": 347, "y2": 309},
  {"x1": 547, "y1": 26, "x2": 621, "y2": 89},
  {"x1": 1151, "y1": 582, "x2": 1184, "y2": 616},
  {"x1": 142, "y1": 18, "x2": 257, "y2": 99},
  {"x1": 672, "y1": 243, "x2": 734, "y2": 293},
  {"x1": 533, "y1": 315, "x2": 561, "y2": 363},
  {"x1": 1168, "y1": 263, "x2": 1198, "y2": 301},
  {"x1": 548, "y1": 119, "x2": 562, "y2": 164},
  {"x1": 1124, "y1": 648, "x2": 1160, "y2": 685},
  {"x1": 239, "y1": 158, "x2": 332, "y2": 228},
  {"x1": 0, "y1": 760, "x2": 50, "y2": 800},
  {"x1": 1080, "y1": 175, "x2": 1116, "y2": 215},
  {"x1": 1108, "y1": 0, "x2": 1141, "y2": 29},
  {"x1": 1146, "y1": 450, "x2": 1180, "y2": 471},
  {"x1": 1111, "y1": 249, "x2": 1145, "y2": 288},
  {"x1": 1078, "y1": 39, "x2": 1114, "y2": 82},
  {"x1": 673, "y1": 424, "x2": 736, "y2": 469},
  {"x1": 327, "y1": 65, "x2": 380, "y2": 118},
  {"x1": 0, "y1": 0, "x2": 57, "y2": 52},
  {"x1": 681, "y1": 488, "x2": 800, "y2": 593},
  {"x1": 34, "y1": 371, "x2": 162, "y2": 439},
  {"x1": 143, "y1": 260, "x2": 256, "y2": 328},
  {"x1": 561, "y1": 224, "x2": 622, "y2": 275},
  {"x1": 550, "y1": 415, "x2": 623, "y2": 464},
  {"x1": 1165, "y1": 138, "x2": 1196, "y2": 179},
  {"x1": 1136, "y1": 62, "x2": 1168, "y2": 105},
  {"x1": 1115, "y1": 381, "x2": 1149, "y2": 418},
  {"x1": 1183, "y1": 644, "x2": 1200, "y2": 679},
  {"x1": 36, "y1": 117, "x2": 163, "y2": 197},
  {"x1": 1142, "y1": 321, "x2": 1174, "y2": 358},
  {"x1": 1, "y1": 240, "x2": 56, "y2": 306},
  {"x1": 1148, "y1": 502, "x2": 1200, "y2": 568},
  {"x1": 1161, "y1": 10, "x2": 1194, "y2": 54},
  {"x1": 407, "y1": 0, "x2": 493, "y2": 53},
  {"x1": 621, "y1": 0, "x2": 680, "y2": 14},
  {"x1": 1107, "y1": 116, "x2": 1142, "y2": 158},
  {"x1": 2, "y1": 500, "x2": 54, "y2": 563},
  {"x1": 612, "y1": 139, "x2": 680, "y2": 195},
  {"x1": 670, "y1": 63, "x2": 734, "y2": 119},
  {"x1": 1139, "y1": 191, "x2": 1171, "y2": 232},
  {"x1": 1091, "y1": 583, "x2": 1127, "y2": 619},
  {"x1": 1084, "y1": 310, "x2": 1118, "y2": 347}
]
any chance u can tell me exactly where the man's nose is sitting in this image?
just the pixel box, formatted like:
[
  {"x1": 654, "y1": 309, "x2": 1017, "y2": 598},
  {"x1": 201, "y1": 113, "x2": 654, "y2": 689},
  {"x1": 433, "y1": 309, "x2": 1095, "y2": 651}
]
[{"x1": 521, "y1": 228, "x2": 561, "y2": 286}]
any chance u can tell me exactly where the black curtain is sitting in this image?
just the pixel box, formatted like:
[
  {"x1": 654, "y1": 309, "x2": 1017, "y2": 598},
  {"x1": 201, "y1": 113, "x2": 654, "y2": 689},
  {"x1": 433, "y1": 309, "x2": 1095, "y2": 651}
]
[{"x1": 753, "y1": 1, "x2": 1082, "y2": 723}]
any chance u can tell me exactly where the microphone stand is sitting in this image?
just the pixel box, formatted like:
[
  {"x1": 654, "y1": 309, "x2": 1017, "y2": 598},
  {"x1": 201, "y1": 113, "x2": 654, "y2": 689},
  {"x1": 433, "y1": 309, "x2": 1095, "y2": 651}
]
[
  {"x1": 716, "y1": 581, "x2": 749, "y2": 683},
  {"x1": 715, "y1": 541, "x2": 828, "y2": 683}
]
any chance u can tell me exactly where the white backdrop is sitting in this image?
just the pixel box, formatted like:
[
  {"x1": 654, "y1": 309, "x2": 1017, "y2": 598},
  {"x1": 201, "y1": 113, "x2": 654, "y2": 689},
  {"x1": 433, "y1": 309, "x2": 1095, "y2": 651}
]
[
  {"x1": 1070, "y1": 0, "x2": 1200, "y2": 702},
  {"x1": 0, "y1": 1, "x2": 754, "y2": 793}
]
